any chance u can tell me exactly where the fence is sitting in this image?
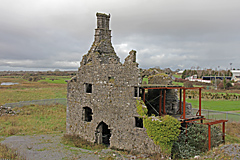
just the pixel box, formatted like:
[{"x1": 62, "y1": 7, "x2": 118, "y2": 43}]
[
  {"x1": 2, "y1": 98, "x2": 67, "y2": 108},
  {"x1": 192, "y1": 108, "x2": 240, "y2": 122}
]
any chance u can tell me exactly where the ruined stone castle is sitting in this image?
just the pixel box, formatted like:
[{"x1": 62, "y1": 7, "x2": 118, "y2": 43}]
[{"x1": 66, "y1": 13, "x2": 186, "y2": 153}]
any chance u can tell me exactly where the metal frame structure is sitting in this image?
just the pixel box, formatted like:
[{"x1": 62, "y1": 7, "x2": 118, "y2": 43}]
[
  {"x1": 141, "y1": 85, "x2": 204, "y2": 120},
  {"x1": 140, "y1": 84, "x2": 228, "y2": 151}
]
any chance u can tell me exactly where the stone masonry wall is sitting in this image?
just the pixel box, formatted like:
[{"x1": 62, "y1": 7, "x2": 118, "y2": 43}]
[{"x1": 67, "y1": 52, "x2": 160, "y2": 153}]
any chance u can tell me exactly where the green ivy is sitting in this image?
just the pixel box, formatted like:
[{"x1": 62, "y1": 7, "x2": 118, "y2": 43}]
[
  {"x1": 136, "y1": 100, "x2": 148, "y2": 117},
  {"x1": 136, "y1": 100, "x2": 181, "y2": 155}
]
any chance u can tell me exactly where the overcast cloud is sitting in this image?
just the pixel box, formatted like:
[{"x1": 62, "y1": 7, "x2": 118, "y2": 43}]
[{"x1": 0, "y1": 0, "x2": 240, "y2": 71}]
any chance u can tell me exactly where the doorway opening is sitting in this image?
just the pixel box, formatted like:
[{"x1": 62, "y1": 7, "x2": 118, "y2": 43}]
[{"x1": 95, "y1": 121, "x2": 111, "y2": 146}]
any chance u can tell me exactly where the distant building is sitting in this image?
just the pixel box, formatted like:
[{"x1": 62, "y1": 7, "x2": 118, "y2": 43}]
[
  {"x1": 186, "y1": 75, "x2": 211, "y2": 83},
  {"x1": 231, "y1": 70, "x2": 240, "y2": 82},
  {"x1": 176, "y1": 70, "x2": 183, "y2": 75}
]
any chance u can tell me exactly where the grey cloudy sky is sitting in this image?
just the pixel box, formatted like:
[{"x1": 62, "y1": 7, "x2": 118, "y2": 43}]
[{"x1": 0, "y1": 0, "x2": 240, "y2": 71}]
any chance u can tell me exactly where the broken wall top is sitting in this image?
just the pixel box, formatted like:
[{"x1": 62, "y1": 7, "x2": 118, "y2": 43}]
[{"x1": 81, "y1": 13, "x2": 120, "y2": 66}]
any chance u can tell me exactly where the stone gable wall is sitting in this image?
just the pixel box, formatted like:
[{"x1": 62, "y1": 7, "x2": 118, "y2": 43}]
[{"x1": 67, "y1": 52, "x2": 160, "y2": 153}]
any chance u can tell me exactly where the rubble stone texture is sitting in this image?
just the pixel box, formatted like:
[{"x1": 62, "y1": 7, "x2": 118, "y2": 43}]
[{"x1": 67, "y1": 13, "x2": 186, "y2": 153}]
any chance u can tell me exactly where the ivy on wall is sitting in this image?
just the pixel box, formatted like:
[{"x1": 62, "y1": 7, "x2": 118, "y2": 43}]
[{"x1": 136, "y1": 100, "x2": 181, "y2": 154}]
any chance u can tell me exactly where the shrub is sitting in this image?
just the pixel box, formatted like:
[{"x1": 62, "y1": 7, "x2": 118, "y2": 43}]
[
  {"x1": 183, "y1": 81, "x2": 193, "y2": 88},
  {"x1": 172, "y1": 124, "x2": 222, "y2": 159}
]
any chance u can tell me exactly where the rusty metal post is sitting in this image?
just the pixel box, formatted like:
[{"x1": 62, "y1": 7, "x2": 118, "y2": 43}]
[
  {"x1": 159, "y1": 90, "x2": 162, "y2": 116},
  {"x1": 163, "y1": 89, "x2": 166, "y2": 115},
  {"x1": 179, "y1": 89, "x2": 182, "y2": 114},
  {"x1": 199, "y1": 88, "x2": 202, "y2": 116},
  {"x1": 183, "y1": 89, "x2": 186, "y2": 119},
  {"x1": 143, "y1": 89, "x2": 145, "y2": 103},
  {"x1": 208, "y1": 125, "x2": 211, "y2": 151},
  {"x1": 223, "y1": 122, "x2": 225, "y2": 144}
]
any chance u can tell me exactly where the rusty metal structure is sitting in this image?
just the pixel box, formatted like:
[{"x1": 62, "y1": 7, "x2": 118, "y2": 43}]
[{"x1": 140, "y1": 84, "x2": 228, "y2": 151}]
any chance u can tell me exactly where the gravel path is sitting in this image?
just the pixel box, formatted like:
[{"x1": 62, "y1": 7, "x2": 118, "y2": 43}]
[
  {"x1": 1, "y1": 134, "x2": 125, "y2": 160},
  {"x1": 2, "y1": 134, "x2": 239, "y2": 160}
]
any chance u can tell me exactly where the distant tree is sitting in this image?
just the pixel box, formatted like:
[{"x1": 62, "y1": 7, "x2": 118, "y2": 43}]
[
  {"x1": 226, "y1": 81, "x2": 232, "y2": 89},
  {"x1": 223, "y1": 78, "x2": 226, "y2": 89}
]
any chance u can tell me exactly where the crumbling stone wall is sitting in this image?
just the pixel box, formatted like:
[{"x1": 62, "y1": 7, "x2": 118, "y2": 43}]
[{"x1": 67, "y1": 13, "x2": 160, "y2": 153}]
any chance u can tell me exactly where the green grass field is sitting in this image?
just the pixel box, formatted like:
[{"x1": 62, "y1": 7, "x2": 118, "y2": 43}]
[
  {"x1": 39, "y1": 76, "x2": 70, "y2": 84},
  {"x1": 187, "y1": 99, "x2": 240, "y2": 111},
  {"x1": 0, "y1": 77, "x2": 67, "y2": 105},
  {"x1": 173, "y1": 74, "x2": 181, "y2": 79},
  {"x1": 172, "y1": 81, "x2": 183, "y2": 86}
]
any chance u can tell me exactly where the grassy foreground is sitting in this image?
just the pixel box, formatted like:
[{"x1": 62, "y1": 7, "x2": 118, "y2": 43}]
[
  {"x1": 0, "y1": 104, "x2": 66, "y2": 136},
  {"x1": 0, "y1": 103, "x2": 239, "y2": 159}
]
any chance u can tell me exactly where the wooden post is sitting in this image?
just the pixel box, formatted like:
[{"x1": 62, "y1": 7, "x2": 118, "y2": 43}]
[
  {"x1": 208, "y1": 125, "x2": 211, "y2": 151},
  {"x1": 199, "y1": 88, "x2": 202, "y2": 116},
  {"x1": 183, "y1": 89, "x2": 186, "y2": 119},
  {"x1": 179, "y1": 89, "x2": 182, "y2": 114},
  {"x1": 223, "y1": 122, "x2": 225, "y2": 144}
]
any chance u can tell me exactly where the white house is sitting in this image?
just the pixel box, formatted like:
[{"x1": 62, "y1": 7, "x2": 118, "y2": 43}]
[{"x1": 231, "y1": 70, "x2": 240, "y2": 82}]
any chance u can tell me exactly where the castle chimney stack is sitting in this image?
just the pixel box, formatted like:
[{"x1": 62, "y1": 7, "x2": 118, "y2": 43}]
[{"x1": 95, "y1": 13, "x2": 111, "y2": 42}]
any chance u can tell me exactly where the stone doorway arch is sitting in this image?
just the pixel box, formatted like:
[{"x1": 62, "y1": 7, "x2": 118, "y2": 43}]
[{"x1": 95, "y1": 121, "x2": 111, "y2": 146}]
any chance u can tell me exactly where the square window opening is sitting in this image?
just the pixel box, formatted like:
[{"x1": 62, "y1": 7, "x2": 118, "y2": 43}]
[
  {"x1": 86, "y1": 83, "x2": 92, "y2": 93},
  {"x1": 135, "y1": 117, "x2": 143, "y2": 128}
]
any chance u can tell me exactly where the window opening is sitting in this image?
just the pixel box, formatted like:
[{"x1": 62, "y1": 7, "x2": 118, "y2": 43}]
[
  {"x1": 83, "y1": 107, "x2": 93, "y2": 122},
  {"x1": 135, "y1": 117, "x2": 143, "y2": 128},
  {"x1": 85, "y1": 83, "x2": 92, "y2": 93},
  {"x1": 134, "y1": 87, "x2": 140, "y2": 97}
]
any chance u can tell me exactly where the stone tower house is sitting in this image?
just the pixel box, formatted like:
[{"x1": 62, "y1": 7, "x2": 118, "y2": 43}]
[{"x1": 66, "y1": 13, "x2": 160, "y2": 153}]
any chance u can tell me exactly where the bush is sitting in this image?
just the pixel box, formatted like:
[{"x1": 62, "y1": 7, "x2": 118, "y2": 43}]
[
  {"x1": 183, "y1": 81, "x2": 194, "y2": 88},
  {"x1": 172, "y1": 124, "x2": 222, "y2": 159}
]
